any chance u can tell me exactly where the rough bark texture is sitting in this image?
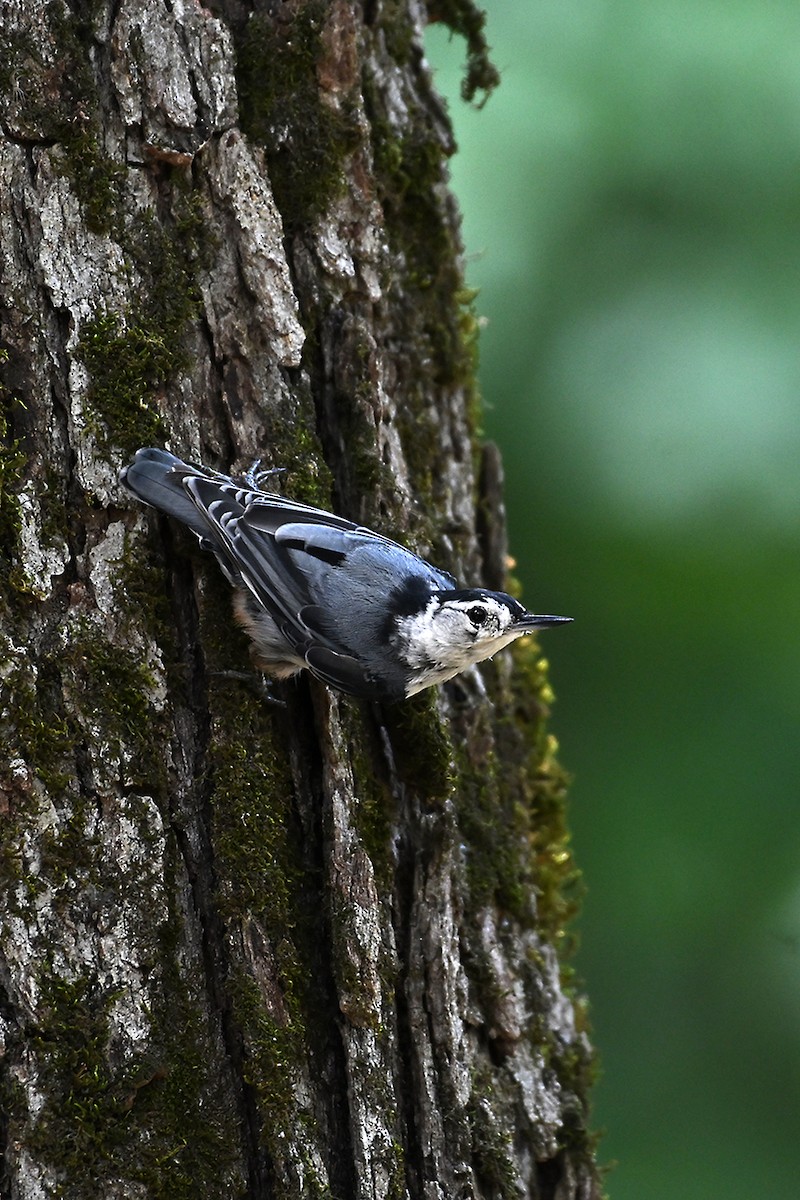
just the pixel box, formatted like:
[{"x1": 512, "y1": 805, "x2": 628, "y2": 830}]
[{"x1": 0, "y1": 1, "x2": 599, "y2": 1197}]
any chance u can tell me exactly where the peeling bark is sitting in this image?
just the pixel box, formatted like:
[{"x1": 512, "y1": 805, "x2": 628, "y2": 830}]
[{"x1": 0, "y1": 1, "x2": 599, "y2": 1197}]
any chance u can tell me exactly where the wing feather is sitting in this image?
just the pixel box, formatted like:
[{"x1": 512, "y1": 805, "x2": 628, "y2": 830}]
[{"x1": 304, "y1": 646, "x2": 395, "y2": 700}]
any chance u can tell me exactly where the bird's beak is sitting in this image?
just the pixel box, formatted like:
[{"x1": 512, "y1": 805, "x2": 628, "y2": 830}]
[{"x1": 514, "y1": 613, "x2": 573, "y2": 631}]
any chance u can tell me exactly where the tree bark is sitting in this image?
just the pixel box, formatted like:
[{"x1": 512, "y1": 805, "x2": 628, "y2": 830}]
[{"x1": 0, "y1": 1, "x2": 599, "y2": 1197}]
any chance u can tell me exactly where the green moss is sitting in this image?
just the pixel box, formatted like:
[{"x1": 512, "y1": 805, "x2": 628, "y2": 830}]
[
  {"x1": 45, "y1": 2, "x2": 125, "y2": 235},
  {"x1": 450, "y1": 639, "x2": 583, "y2": 1038},
  {"x1": 547, "y1": 1036, "x2": 597, "y2": 1150},
  {"x1": 228, "y1": 969, "x2": 308, "y2": 1158},
  {"x1": 342, "y1": 707, "x2": 396, "y2": 892},
  {"x1": 0, "y1": 653, "x2": 75, "y2": 920},
  {"x1": 467, "y1": 1076, "x2": 517, "y2": 1199},
  {"x1": 328, "y1": 337, "x2": 396, "y2": 512},
  {"x1": 0, "y1": 365, "x2": 71, "y2": 607},
  {"x1": 498, "y1": 639, "x2": 583, "y2": 948},
  {"x1": 426, "y1": 0, "x2": 501, "y2": 106},
  {"x1": 383, "y1": 690, "x2": 455, "y2": 803},
  {"x1": 38, "y1": 800, "x2": 104, "y2": 907},
  {"x1": 376, "y1": 129, "x2": 452, "y2": 271},
  {"x1": 28, "y1": 972, "x2": 129, "y2": 1188},
  {"x1": 455, "y1": 739, "x2": 531, "y2": 921},
  {"x1": 78, "y1": 310, "x2": 170, "y2": 453},
  {"x1": 60, "y1": 130, "x2": 127, "y2": 238},
  {"x1": 62, "y1": 625, "x2": 169, "y2": 794},
  {"x1": 27, "y1": 951, "x2": 243, "y2": 1197},
  {"x1": 260, "y1": 403, "x2": 334, "y2": 509},
  {"x1": 373, "y1": 0, "x2": 417, "y2": 66},
  {"x1": 136, "y1": 840, "x2": 245, "y2": 1198},
  {"x1": 3, "y1": 4, "x2": 215, "y2": 464},
  {"x1": 1, "y1": 664, "x2": 73, "y2": 800},
  {"x1": 362, "y1": 75, "x2": 486, "y2": 512},
  {"x1": 209, "y1": 708, "x2": 300, "y2": 931},
  {"x1": 114, "y1": 529, "x2": 179, "y2": 666},
  {"x1": 78, "y1": 191, "x2": 209, "y2": 458},
  {"x1": 0, "y1": 4, "x2": 124, "y2": 234},
  {"x1": 196, "y1": 579, "x2": 326, "y2": 1161},
  {"x1": 38, "y1": 461, "x2": 70, "y2": 556},
  {"x1": 235, "y1": 1, "x2": 361, "y2": 235},
  {"x1": 0, "y1": 393, "x2": 27, "y2": 600},
  {"x1": 388, "y1": 1141, "x2": 407, "y2": 1200},
  {"x1": 455, "y1": 284, "x2": 484, "y2": 440}
]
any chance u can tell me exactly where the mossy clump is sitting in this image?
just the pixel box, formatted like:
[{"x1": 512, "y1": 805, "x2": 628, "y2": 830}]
[
  {"x1": 0, "y1": 4, "x2": 124, "y2": 235},
  {"x1": 27, "y1": 972, "x2": 129, "y2": 1186},
  {"x1": 209, "y1": 718, "x2": 323, "y2": 1165},
  {"x1": 0, "y1": 659, "x2": 74, "y2": 916},
  {"x1": 452, "y1": 639, "x2": 581, "y2": 947},
  {"x1": 114, "y1": 527, "x2": 179, "y2": 666},
  {"x1": 455, "y1": 740, "x2": 533, "y2": 923},
  {"x1": 26, "y1": 955, "x2": 243, "y2": 1198},
  {"x1": 1, "y1": 9, "x2": 210, "y2": 464},
  {"x1": 235, "y1": 0, "x2": 361, "y2": 235},
  {"x1": 0, "y1": 392, "x2": 27, "y2": 601},
  {"x1": 259, "y1": 402, "x2": 335, "y2": 510},
  {"x1": 1, "y1": 659, "x2": 73, "y2": 800},
  {"x1": 78, "y1": 310, "x2": 170, "y2": 454},
  {"x1": 209, "y1": 705, "x2": 302, "y2": 933},
  {"x1": 62, "y1": 623, "x2": 169, "y2": 796},
  {"x1": 362, "y1": 75, "x2": 486, "y2": 513},
  {"x1": 499, "y1": 639, "x2": 582, "y2": 949},
  {"x1": 467, "y1": 1070, "x2": 518, "y2": 1200},
  {"x1": 427, "y1": 0, "x2": 501, "y2": 106},
  {"x1": 78, "y1": 190, "x2": 209, "y2": 459},
  {"x1": 383, "y1": 690, "x2": 455, "y2": 804}
]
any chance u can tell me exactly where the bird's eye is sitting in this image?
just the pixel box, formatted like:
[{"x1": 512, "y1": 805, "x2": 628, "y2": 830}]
[{"x1": 467, "y1": 605, "x2": 488, "y2": 627}]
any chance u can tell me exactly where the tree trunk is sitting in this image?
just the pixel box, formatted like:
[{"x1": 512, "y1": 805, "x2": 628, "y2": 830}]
[{"x1": 0, "y1": 1, "x2": 599, "y2": 1197}]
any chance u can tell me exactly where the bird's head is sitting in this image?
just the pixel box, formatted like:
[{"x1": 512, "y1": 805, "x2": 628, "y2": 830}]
[{"x1": 393, "y1": 587, "x2": 572, "y2": 695}]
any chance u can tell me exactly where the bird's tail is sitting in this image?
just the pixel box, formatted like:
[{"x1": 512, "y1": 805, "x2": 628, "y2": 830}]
[{"x1": 120, "y1": 447, "x2": 210, "y2": 539}]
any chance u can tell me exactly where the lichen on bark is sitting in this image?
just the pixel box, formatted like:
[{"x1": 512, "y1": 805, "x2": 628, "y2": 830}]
[{"x1": 0, "y1": 1, "x2": 600, "y2": 1197}]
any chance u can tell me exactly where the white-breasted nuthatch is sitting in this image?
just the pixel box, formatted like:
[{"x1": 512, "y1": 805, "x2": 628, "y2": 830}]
[{"x1": 121, "y1": 448, "x2": 572, "y2": 702}]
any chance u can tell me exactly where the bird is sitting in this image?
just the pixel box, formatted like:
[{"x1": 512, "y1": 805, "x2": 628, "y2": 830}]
[{"x1": 120, "y1": 448, "x2": 572, "y2": 702}]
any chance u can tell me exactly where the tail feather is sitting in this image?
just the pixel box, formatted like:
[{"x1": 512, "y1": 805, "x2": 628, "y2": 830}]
[{"x1": 120, "y1": 448, "x2": 211, "y2": 540}]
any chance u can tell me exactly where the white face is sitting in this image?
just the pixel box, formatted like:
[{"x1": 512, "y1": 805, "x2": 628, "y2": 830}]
[{"x1": 394, "y1": 595, "x2": 528, "y2": 695}]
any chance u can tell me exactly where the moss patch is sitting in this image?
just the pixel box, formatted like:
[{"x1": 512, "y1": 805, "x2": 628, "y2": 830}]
[
  {"x1": 235, "y1": 0, "x2": 361, "y2": 235},
  {"x1": 383, "y1": 690, "x2": 455, "y2": 803},
  {"x1": 27, "y1": 972, "x2": 129, "y2": 1188},
  {"x1": 0, "y1": 3, "x2": 124, "y2": 235},
  {"x1": 0, "y1": 9, "x2": 209, "y2": 464},
  {"x1": 62, "y1": 622, "x2": 169, "y2": 795},
  {"x1": 362, "y1": 71, "x2": 484, "y2": 518},
  {"x1": 26, "y1": 950, "x2": 243, "y2": 1198},
  {"x1": 0, "y1": 661, "x2": 73, "y2": 916},
  {"x1": 453, "y1": 641, "x2": 581, "y2": 946},
  {"x1": 467, "y1": 1067, "x2": 518, "y2": 1199},
  {"x1": 77, "y1": 190, "x2": 209, "y2": 458},
  {"x1": 259, "y1": 399, "x2": 335, "y2": 510},
  {"x1": 0, "y1": 386, "x2": 27, "y2": 602},
  {"x1": 499, "y1": 640, "x2": 582, "y2": 949},
  {"x1": 427, "y1": 0, "x2": 501, "y2": 106}
]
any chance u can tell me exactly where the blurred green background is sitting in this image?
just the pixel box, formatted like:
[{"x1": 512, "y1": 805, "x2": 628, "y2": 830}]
[{"x1": 427, "y1": 4, "x2": 800, "y2": 1197}]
